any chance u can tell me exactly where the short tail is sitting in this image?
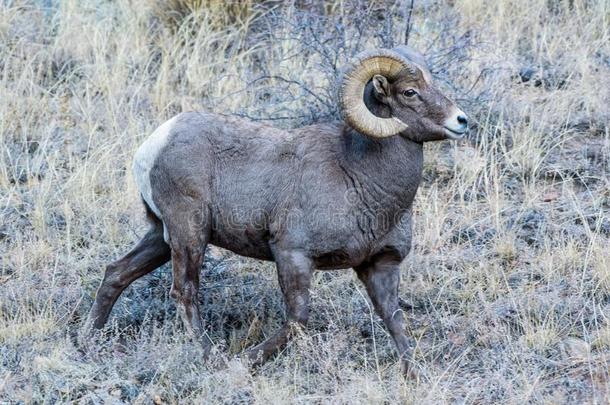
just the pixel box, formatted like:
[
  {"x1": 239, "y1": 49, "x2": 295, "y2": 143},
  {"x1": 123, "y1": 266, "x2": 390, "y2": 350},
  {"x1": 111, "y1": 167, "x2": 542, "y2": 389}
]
[{"x1": 142, "y1": 197, "x2": 163, "y2": 227}]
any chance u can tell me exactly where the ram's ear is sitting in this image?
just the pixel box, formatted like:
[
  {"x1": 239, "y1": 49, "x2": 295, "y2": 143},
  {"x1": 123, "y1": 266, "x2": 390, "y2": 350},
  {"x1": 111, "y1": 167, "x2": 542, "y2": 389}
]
[{"x1": 372, "y1": 74, "x2": 391, "y2": 103}]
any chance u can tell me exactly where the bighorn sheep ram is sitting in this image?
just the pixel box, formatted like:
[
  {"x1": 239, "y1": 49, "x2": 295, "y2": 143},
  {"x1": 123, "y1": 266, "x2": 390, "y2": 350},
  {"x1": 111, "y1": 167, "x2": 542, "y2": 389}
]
[{"x1": 84, "y1": 46, "x2": 468, "y2": 375}]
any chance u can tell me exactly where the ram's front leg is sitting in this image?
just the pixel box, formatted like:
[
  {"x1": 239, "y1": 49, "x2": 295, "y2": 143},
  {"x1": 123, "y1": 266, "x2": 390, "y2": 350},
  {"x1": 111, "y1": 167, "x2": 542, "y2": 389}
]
[
  {"x1": 243, "y1": 248, "x2": 313, "y2": 366},
  {"x1": 355, "y1": 255, "x2": 417, "y2": 378}
]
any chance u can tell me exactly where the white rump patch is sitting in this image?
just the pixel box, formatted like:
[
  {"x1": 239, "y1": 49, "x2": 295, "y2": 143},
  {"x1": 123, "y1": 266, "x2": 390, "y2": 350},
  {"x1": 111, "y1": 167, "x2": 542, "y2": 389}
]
[{"x1": 133, "y1": 116, "x2": 178, "y2": 241}]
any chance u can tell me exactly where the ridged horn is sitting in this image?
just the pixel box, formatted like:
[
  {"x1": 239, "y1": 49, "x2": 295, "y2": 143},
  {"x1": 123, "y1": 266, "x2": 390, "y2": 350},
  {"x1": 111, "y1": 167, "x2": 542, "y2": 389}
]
[{"x1": 339, "y1": 49, "x2": 412, "y2": 138}]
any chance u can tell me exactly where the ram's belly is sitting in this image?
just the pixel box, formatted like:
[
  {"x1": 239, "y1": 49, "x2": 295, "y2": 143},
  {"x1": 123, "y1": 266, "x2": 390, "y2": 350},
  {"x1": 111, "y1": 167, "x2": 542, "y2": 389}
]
[
  {"x1": 209, "y1": 231, "x2": 273, "y2": 261},
  {"x1": 310, "y1": 230, "x2": 371, "y2": 269},
  {"x1": 209, "y1": 207, "x2": 274, "y2": 261}
]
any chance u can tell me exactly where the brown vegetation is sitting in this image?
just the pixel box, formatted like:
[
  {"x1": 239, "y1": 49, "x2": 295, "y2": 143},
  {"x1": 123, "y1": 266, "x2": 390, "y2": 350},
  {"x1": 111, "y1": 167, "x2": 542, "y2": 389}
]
[{"x1": 0, "y1": 0, "x2": 608, "y2": 403}]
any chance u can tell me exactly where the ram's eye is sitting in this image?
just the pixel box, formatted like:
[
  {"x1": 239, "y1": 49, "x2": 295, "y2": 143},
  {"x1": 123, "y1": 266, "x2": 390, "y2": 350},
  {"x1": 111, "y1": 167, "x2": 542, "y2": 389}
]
[{"x1": 403, "y1": 89, "x2": 418, "y2": 97}]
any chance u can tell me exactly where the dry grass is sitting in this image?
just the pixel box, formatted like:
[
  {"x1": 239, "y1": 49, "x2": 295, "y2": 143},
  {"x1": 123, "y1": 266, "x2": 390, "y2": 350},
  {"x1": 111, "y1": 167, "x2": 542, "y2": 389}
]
[{"x1": 1, "y1": 0, "x2": 609, "y2": 403}]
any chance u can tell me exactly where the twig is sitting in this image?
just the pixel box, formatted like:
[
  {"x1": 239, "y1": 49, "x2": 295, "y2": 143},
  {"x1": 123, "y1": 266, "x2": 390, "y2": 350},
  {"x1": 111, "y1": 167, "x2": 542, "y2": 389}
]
[
  {"x1": 404, "y1": 0, "x2": 415, "y2": 45},
  {"x1": 252, "y1": 75, "x2": 334, "y2": 109}
]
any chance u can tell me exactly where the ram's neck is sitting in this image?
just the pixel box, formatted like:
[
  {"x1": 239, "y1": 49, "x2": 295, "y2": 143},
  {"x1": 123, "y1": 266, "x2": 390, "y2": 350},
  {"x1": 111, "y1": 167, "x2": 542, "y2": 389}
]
[{"x1": 340, "y1": 125, "x2": 424, "y2": 218}]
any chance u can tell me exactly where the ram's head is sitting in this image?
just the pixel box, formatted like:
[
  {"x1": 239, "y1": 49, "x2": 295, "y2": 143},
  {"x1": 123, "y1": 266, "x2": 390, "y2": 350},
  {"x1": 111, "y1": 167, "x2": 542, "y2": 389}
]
[{"x1": 340, "y1": 46, "x2": 468, "y2": 142}]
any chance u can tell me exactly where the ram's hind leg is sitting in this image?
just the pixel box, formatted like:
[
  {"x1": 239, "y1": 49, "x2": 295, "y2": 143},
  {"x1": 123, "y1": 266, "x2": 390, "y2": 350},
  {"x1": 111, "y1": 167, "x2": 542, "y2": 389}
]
[
  {"x1": 169, "y1": 242, "x2": 210, "y2": 350},
  {"x1": 83, "y1": 223, "x2": 171, "y2": 334},
  {"x1": 243, "y1": 249, "x2": 313, "y2": 366},
  {"x1": 163, "y1": 206, "x2": 212, "y2": 353}
]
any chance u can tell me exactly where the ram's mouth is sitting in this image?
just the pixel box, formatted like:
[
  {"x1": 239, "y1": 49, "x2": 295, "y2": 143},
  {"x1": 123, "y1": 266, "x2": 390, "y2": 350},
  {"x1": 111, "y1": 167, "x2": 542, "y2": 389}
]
[{"x1": 443, "y1": 127, "x2": 467, "y2": 140}]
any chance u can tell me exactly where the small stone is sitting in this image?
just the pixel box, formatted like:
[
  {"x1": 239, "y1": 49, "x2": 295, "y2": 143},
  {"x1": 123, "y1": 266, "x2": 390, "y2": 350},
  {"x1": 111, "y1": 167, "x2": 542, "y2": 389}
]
[
  {"x1": 518, "y1": 67, "x2": 537, "y2": 83},
  {"x1": 542, "y1": 191, "x2": 560, "y2": 202},
  {"x1": 448, "y1": 332, "x2": 466, "y2": 346},
  {"x1": 562, "y1": 337, "x2": 590, "y2": 362}
]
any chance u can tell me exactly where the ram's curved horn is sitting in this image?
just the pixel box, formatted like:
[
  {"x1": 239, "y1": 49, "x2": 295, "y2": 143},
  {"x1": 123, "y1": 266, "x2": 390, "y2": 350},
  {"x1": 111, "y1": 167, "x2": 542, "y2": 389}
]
[{"x1": 339, "y1": 49, "x2": 414, "y2": 138}]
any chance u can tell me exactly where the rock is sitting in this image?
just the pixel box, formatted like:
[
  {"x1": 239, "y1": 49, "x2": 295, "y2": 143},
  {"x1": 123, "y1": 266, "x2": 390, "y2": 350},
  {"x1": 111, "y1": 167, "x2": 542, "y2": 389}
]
[
  {"x1": 515, "y1": 66, "x2": 567, "y2": 89},
  {"x1": 562, "y1": 337, "x2": 590, "y2": 362},
  {"x1": 448, "y1": 331, "x2": 466, "y2": 346},
  {"x1": 518, "y1": 67, "x2": 537, "y2": 84},
  {"x1": 509, "y1": 208, "x2": 546, "y2": 246},
  {"x1": 586, "y1": 216, "x2": 610, "y2": 236},
  {"x1": 542, "y1": 190, "x2": 560, "y2": 202}
]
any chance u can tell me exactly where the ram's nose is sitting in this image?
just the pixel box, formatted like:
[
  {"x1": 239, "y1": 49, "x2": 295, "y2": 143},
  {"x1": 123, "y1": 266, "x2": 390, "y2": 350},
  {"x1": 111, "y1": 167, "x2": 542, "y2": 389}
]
[
  {"x1": 443, "y1": 109, "x2": 469, "y2": 139},
  {"x1": 457, "y1": 114, "x2": 468, "y2": 128}
]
